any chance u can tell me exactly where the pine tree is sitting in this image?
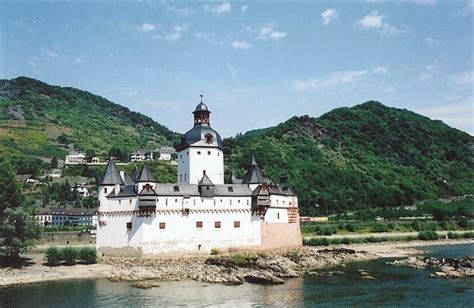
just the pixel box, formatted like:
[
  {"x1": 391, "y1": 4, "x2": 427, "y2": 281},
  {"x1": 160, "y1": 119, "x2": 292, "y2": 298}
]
[
  {"x1": 0, "y1": 160, "x2": 40, "y2": 265},
  {"x1": 50, "y1": 156, "x2": 58, "y2": 169}
]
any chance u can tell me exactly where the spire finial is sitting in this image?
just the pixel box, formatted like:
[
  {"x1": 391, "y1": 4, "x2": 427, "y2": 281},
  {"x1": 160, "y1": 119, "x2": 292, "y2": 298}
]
[{"x1": 200, "y1": 94, "x2": 203, "y2": 103}]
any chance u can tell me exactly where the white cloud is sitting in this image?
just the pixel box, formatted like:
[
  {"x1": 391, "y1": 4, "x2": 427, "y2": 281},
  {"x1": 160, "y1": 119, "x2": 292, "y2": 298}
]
[
  {"x1": 74, "y1": 58, "x2": 83, "y2": 64},
  {"x1": 419, "y1": 64, "x2": 440, "y2": 81},
  {"x1": 161, "y1": 0, "x2": 194, "y2": 16},
  {"x1": 40, "y1": 48, "x2": 59, "y2": 59},
  {"x1": 372, "y1": 66, "x2": 389, "y2": 74},
  {"x1": 166, "y1": 25, "x2": 187, "y2": 41},
  {"x1": 259, "y1": 23, "x2": 287, "y2": 41},
  {"x1": 357, "y1": 11, "x2": 401, "y2": 36},
  {"x1": 293, "y1": 66, "x2": 389, "y2": 91},
  {"x1": 241, "y1": 5, "x2": 248, "y2": 12},
  {"x1": 231, "y1": 40, "x2": 252, "y2": 50},
  {"x1": 293, "y1": 70, "x2": 368, "y2": 91},
  {"x1": 138, "y1": 23, "x2": 156, "y2": 32},
  {"x1": 462, "y1": 0, "x2": 474, "y2": 15},
  {"x1": 205, "y1": 2, "x2": 231, "y2": 14},
  {"x1": 419, "y1": 73, "x2": 433, "y2": 81},
  {"x1": 449, "y1": 70, "x2": 473, "y2": 86},
  {"x1": 426, "y1": 37, "x2": 440, "y2": 44},
  {"x1": 321, "y1": 9, "x2": 338, "y2": 26},
  {"x1": 416, "y1": 99, "x2": 473, "y2": 134},
  {"x1": 194, "y1": 32, "x2": 209, "y2": 39}
]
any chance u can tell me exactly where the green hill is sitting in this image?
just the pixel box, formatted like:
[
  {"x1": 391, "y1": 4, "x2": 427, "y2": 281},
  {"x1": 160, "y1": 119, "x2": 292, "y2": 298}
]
[
  {"x1": 0, "y1": 77, "x2": 180, "y2": 174},
  {"x1": 223, "y1": 101, "x2": 474, "y2": 215}
]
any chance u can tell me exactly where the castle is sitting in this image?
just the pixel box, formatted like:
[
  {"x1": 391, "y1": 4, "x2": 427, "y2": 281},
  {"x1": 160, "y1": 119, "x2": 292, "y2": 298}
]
[{"x1": 96, "y1": 98, "x2": 302, "y2": 255}]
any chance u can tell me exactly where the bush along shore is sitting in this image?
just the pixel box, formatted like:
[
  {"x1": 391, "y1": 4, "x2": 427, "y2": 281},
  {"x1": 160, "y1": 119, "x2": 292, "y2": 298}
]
[
  {"x1": 303, "y1": 231, "x2": 474, "y2": 246},
  {"x1": 44, "y1": 247, "x2": 97, "y2": 266},
  {"x1": 103, "y1": 247, "x2": 376, "y2": 287}
]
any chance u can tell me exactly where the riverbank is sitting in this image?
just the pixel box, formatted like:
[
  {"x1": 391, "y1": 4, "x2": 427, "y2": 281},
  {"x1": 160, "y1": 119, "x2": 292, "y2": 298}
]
[{"x1": 1, "y1": 238, "x2": 472, "y2": 288}]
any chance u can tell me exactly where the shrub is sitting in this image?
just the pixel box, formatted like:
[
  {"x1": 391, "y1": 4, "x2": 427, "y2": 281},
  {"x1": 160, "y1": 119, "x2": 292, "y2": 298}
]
[
  {"x1": 447, "y1": 232, "x2": 461, "y2": 239},
  {"x1": 463, "y1": 232, "x2": 474, "y2": 239},
  {"x1": 440, "y1": 221, "x2": 456, "y2": 231},
  {"x1": 345, "y1": 223, "x2": 356, "y2": 232},
  {"x1": 44, "y1": 247, "x2": 62, "y2": 266},
  {"x1": 210, "y1": 248, "x2": 220, "y2": 255},
  {"x1": 79, "y1": 247, "x2": 97, "y2": 264},
  {"x1": 62, "y1": 247, "x2": 79, "y2": 265},
  {"x1": 371, "y1": 223, "x2": 389, "y2": 233},
  {"x1": 417, "y1": 231, "x2": 439, "y2": 241},
  {"x1": 341, "y1": 238, "x2": 351, "y2": 245}
]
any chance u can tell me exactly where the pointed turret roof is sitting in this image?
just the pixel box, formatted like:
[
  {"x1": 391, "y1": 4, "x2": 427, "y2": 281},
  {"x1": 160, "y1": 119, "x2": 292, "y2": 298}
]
[
  {"x1": 131, "y1": 165, "x2": 140, "y2": 183},
  {"x1": 198, "y1": 173, "x2": 214, "y2": 186},
  {"x1": 123, "y1": 172, "x2": 135, "y2": 186},
  {"x1": 137, "y1": 164, "x2": 155, "y2": 182},
  {"x1": 230, "y1": 171, "x2": 243, "y2": 184},
  {"x1": 99, "y1": 159, "x2": 124, "y2": 186},
  {"x1": 241, "y1": 155, "x2": 265, "y2": 184}
]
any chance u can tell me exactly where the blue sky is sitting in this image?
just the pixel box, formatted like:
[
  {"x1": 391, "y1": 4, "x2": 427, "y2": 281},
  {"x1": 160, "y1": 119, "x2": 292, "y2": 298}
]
[{"x1": 1, "y1": 0, "x2": 473, "y2": 136}]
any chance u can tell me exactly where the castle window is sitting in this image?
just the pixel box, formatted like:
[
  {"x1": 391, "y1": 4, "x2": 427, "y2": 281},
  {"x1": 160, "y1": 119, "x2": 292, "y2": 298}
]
[
  {"x1": 180, "y1": 154, "x2": 182, "y2": 159},
  {"x1": 166, "y1": 199, "x2": 168, "y2": 206},
  {"x1": 126, "y1": 222, "x2": 132, "y2": 231},
  {"x1": 238, "y1": 199, "x2": 241, "y2": 203},
  {"x1": 180, "y1": 174, "x2": 182, "y2": 182},
  {"x1": 104, "y1": 188, "x2": 107, "y2": 194},
  {"x1": 214, "y1": 221, "x2": 221, "y2": 229},
  {"x1": 205, "y1": 134, "x2": 213, "y2": 144},
  {"x1": 207, "y1": 151, "x2": 211, "y2": 155},
  {"x1": 129, "y1": 199, "x2": 132, "y2": 204},
  {"x1": 196, "y1": 221, "x2": 203, "y2": 228},
  {"x1": 119, "y1": 199, "x2": 121, "y2": 205},
  {"x1": 197, "y1": 151, "x2": 201, "y2": 155},
  {"x1": 159, "y1": 222, "x2": 166, "y2": 230},
  {"x1": 184, "y1": 174, "x2": 187, "y2": 181},
  {"x1": 174, "y1": 185, "x2": 179, "y2": 192},
  {"x1": 230, "y1": 199, "x2": 232, "y2": 205},
  {"x1": 228, "y1": 187, "x2": 233, "y2": 192},
  {"x1": 175, "y1": 198, "x2": 178, "y2": 203},
  {"x1": 234, "y1": 221, "x2": 240, "y2": 228},
  {"x1": 247, "y1": 200, "x2": 249, "y2": 205},
  {"x1": 277, "y1": 213, "x2": 280, "y2": 220},
  {"x1": 193, "y1": 199, "x2": 196, "y2": 205},
  {"x1": 187, "y1": 151, "x2": 189, "y2": 156}
]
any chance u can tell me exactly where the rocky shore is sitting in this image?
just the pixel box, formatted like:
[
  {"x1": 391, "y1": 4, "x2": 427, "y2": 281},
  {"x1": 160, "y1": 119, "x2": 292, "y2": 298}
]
[
  {"x1": 103, "y1": 247, "x2": 375, "y2": 287},
  {"x1": 388, "y1": 256, "x2": 474, "y2": 278}
]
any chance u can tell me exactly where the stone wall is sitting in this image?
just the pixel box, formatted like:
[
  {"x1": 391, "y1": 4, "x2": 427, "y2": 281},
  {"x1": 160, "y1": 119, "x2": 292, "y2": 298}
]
[{"x1": 39, "y1": 231, "x2": 95, "y2": 245}]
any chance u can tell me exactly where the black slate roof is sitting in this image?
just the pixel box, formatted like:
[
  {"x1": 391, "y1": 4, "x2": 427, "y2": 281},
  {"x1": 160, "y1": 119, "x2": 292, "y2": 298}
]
[
  {"x1": 99, "y1": 159, "x2": 124, "y2": 186},
  {"x1": 176, "y1": 123, "x2": 223, "y2": 151},
  {"x1": 137, "y1": 164, "x2": 155, "y2": 182},
  {"x1": 241, "y1": 155, "x2": 266, "y2": 184},
  {"x1": 198, "y1": 173, "x2": 214, "y2": 186}
]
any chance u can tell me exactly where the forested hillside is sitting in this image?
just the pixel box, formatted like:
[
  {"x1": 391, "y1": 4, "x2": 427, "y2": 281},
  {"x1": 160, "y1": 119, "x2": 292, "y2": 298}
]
[
  {"x1": 0, "y1": 77, "x2": 180, "y2": 174},
  {"x1": 224, "y1": 101, "x2": 474, "y2": 215}
]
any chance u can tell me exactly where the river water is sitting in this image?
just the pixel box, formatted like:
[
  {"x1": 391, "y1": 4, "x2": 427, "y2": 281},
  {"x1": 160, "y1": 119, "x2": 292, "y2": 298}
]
[{"x1": 1, "y1": 244, "x2": 472, "y2": 307}]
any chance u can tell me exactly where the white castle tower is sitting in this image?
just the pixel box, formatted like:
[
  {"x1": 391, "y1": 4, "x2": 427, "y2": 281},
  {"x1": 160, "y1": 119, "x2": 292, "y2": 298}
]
[{"x1": 175, "y1": 96, "x2": 224, "y2": 185}]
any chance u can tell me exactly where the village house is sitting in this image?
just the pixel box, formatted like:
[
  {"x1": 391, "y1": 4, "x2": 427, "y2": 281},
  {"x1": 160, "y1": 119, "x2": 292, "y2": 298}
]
[
  {"x1": 34, "y1": 208, "x2": 98, "y2": 227},
  {"x1": 65, "y1": 150, "x2": 86, "y2": 165},
  {"x1": 130, "y1": 149, "x2": 154, "y2": 162},
  {"x1": 158, "y1": 146, "x2": 176, "y2": 161},
  {"x1": 96, "y1": 97, "x2": 302, "y2": 255}
]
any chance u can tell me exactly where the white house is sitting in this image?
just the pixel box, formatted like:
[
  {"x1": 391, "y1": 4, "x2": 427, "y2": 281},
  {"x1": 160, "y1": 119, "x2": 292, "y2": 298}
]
[
  {"x1": 65, "y1": 150, "x2": 86, "y2": 165},
  {"x1": 96, "y1": 97, "x2": 302, "y2": 256},
  {"x1": 158, "y1": 147, "x2": 175, "y2": 161},
  {"x1": 34, "y1": 208, "x2": 98, "y2": 227},
  {"x1": 130, "y1": 149, "x2": 154, "y2": 162}
]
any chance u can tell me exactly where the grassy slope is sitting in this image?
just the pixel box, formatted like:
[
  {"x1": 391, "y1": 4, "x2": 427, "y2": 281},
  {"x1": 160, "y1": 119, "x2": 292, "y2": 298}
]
[{"x1": 0, "y1": 77, "x2": 180, "y2": 174}]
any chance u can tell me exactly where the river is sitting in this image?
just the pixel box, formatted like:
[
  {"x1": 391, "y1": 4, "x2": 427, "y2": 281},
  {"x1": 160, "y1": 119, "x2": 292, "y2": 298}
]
[{"x1": 1, "y1": 244, "x2": 472, "y2": 307}]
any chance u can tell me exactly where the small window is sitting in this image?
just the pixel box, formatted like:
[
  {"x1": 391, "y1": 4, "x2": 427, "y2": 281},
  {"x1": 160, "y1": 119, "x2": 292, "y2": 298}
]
[
  {"x1": 129, "y1": 199, "x2": 132, "y2": 204},
  {"x1": 206, "y1": 187, "x2": 210, "y2": 190},
  {"x1": 119, "y1": 199, "x2": 121, "y2": 204},
  {"x1": 214, "y1": 221, "x2": 221, "y2": 229},
  {"x1": 174, "y1": 185, "x2": 179, "y2": 192},
  {"x1": 205, "y1": 134, "x2": 213, "y2": 143},
  {"x1": 180, "y1": 174, "x2": 182, "y2": 182},
  {"x1": 159, "y1": 222, "x2": 166, "y2": 229},
  {"x1": 228, "y1": 187, "x2": 233, "y2": 192},
  {"x1": 187, "y1": 151, "x2": 189, "y2": 156},
  {"x1": 207, "y1": 151, "x2": 211, "y2": 155},
  {"x1": 277, "y1": 213, "x2": 280, "y2": 220},
  {"x1": 175, "y1": 198, "x2": 178, "y2": 203},
  {"x1": 126, "y1": 222, "x2": 132, "y2": 230},
  {"x1": 166, "y1": 198, "x2": 168, "y2": 206},
  {"x1": 197, "y1": 151, "x2": 201, "y2": 155},
  {"x1": 180, "y1": 154, "x2": 182, "y2": 159},
  {"x1": 196, "y1": 221, "x2": 203, "y2": 228},
  {"x1": 104, "y1": 188, "x2": 107, "y2": 194},
  {"x1": 238, "y1": 199, "x2": 241, "y2": 203},
  {"x1": 234, "y1": 221, "x2": 240, "y2": 228}
]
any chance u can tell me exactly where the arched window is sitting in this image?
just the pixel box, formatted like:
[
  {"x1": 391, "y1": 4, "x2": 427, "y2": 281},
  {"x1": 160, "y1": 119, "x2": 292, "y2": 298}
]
[{"x1": 205, "y1": 134, "x2": 213, "y2": 144}]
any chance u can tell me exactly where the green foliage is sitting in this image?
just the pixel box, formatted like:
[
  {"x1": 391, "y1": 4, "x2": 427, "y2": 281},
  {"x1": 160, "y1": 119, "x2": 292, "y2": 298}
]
[
  {"x1": 61, "y1": 246, "x2": 79, "y2": 265},
  {"x1": 224, "y1": 101, "x2": 474, "y2": 214},
  {"x1": 210, "y1": 248, "x2": 220, "y2": 255},
  {"x1": 44, "y1": 247, "x2": 62, "y2": 266},
  {"x1": 0, "y1": 159, "x2": 40, "y2": 265},
  {"x1": 417, "y1": 231, "x2": 439, "y2": 241},
  {"x1": 78, "y1": 247, "x2": 97, "y2": 264}
]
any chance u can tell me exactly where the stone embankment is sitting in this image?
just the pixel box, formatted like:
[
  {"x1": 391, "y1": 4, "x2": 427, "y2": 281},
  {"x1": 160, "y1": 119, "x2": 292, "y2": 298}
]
[
  {"x1": 388, "y1": 256, "x2": 474, "y2": 278},
  {"x1": 102, "y1": 247, "x2": 375, "y2": 287}
]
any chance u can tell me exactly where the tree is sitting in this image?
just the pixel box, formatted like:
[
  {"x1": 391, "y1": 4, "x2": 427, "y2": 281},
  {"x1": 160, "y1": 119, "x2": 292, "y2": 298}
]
[
  {"x1": 0, "y1": 160, "x2": 40, "y2": 265},
  {"x1": 50, "y1": 156, "x2": 58, "y2": 169}
]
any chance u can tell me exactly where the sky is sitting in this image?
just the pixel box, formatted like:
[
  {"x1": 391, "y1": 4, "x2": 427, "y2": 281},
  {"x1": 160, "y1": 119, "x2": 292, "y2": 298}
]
[{"x1": 1, "y1": 0, "x2": 473, "y2": 136}]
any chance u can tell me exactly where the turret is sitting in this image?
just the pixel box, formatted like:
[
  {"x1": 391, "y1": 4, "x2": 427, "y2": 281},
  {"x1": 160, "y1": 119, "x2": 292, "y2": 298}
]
[
  {"x1": 136, "y1": 163, "x2": 156, "y2": 192},
  {"x1": 98, "y1": 159, "x2": 124, "y2": 207},
  {"x1": 241, "y1": 155, "x2": 266, "y2": 191},
  {"x1": 198, "y1": 171, "x2": 215, "y2": 197}
]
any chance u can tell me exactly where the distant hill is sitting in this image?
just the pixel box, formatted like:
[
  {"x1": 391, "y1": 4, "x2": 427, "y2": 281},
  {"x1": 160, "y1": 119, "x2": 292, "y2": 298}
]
[
  {"x1": 0, "y1": 77, "x2": 180, "y2": 174},
  {"x1": 223, "y1": 101, "x2": 474, "y2": 215}
]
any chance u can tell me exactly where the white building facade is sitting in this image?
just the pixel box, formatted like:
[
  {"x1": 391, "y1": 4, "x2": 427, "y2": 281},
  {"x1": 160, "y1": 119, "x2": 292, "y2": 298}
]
[
  {"x1": 96, "y1": 98, "x2": 301, "y2": 256},
  {"x1": 65, "y1": 150, "x2": 86, "y2": 165}
]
